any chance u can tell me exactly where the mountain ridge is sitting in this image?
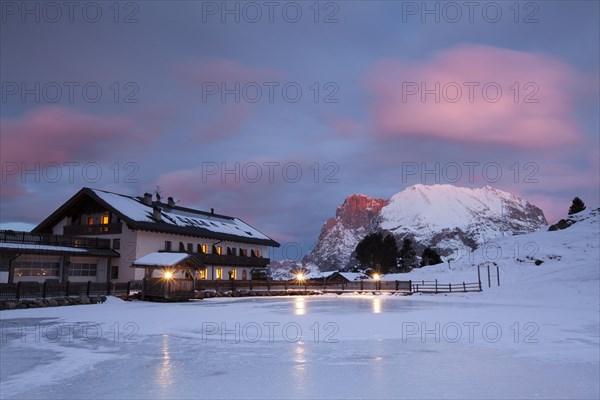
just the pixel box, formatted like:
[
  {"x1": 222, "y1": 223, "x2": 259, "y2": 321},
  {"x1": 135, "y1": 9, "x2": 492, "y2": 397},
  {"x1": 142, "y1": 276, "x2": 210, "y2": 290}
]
[{"x1": 304, "y1": 184, "x2": 547, "y2": 271}]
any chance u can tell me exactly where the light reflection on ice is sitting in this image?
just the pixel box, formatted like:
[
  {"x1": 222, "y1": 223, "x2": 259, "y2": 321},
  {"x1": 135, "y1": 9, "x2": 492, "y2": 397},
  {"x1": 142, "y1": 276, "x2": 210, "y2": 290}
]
[
  {"x1": 156, "y1": 334, "x2": 173, "y2": 389},
  {"x1": 372, "y1": 297, "x2": 382, "y2": 314},
  {"x1": 294, "y1": 297, "x2": 306, "y2": 315}
]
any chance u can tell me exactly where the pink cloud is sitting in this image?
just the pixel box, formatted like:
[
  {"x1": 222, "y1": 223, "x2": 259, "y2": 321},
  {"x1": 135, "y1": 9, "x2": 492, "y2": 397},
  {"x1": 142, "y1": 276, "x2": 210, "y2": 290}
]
[
  {"x1": 0, "y1": 106, "x2": 159, "y2": 199},
  {"x1": 1, "y1": 106, "x2": 154, "y2": 164},
  {"x1": 365, "y1": 44, "x2": 585, "y2": 148}
]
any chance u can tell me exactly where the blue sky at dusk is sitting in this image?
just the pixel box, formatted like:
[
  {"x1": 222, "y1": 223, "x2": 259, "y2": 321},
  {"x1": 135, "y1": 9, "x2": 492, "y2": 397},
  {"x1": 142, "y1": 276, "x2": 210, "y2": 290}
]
[{"x1": 1, "y1": 1, "x2": 599, "y2": 260}]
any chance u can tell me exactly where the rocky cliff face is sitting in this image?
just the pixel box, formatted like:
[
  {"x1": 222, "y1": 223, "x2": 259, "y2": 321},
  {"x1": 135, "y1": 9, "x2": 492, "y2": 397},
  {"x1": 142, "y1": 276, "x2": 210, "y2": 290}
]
[
  {"x1": 304, "y1": 185, "x2": 548, "y2": 271},
  {"x1": 303, "y1": 194, "x2": 388, "y2": 271}
]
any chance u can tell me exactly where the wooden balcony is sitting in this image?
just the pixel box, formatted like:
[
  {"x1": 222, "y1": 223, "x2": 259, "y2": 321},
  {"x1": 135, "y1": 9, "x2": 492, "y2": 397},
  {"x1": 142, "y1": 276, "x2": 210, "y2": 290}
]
[
  {"x1": 197, "y1": 253, "x2": 270, "y2": 267},
  {"x1": 0, "y1": 230, "x2": 111, "y2": 249},
  {"x1": 63, "y1": 223, "x2": 122, "y2": 236}
]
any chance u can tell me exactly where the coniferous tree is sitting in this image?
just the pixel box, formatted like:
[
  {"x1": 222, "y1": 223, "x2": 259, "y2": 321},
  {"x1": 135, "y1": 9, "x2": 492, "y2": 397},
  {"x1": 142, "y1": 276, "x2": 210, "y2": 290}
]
[
  {"x1": 355, "y1": 232, "x2": 398, "y2": 274},
  {"x1": 568, "y1": 197, "x2": 586, "y2": 215},
  {"x1": 398, "y1": 238, "x2": 416, "y2": 272},
  {"x1": 420, "y1": 247, "x2": 443, "y2": 267}
]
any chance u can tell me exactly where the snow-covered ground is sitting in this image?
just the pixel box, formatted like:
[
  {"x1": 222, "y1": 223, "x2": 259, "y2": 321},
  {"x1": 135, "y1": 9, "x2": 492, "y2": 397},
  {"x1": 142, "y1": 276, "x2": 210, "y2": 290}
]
[{"x1": 1, "y1": 209, "x2": 598, "y2": 399}]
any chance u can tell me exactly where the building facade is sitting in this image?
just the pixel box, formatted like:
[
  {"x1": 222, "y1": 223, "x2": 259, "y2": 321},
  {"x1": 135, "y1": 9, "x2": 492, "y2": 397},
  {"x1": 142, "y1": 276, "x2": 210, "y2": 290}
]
[{"x1": 0, "y1": 188, "x2": 279, "y2": 283}]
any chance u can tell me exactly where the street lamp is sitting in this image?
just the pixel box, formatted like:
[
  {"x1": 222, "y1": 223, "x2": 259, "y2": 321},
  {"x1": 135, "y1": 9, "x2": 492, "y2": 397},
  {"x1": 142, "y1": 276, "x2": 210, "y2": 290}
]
[
  {"x1": 373, "y1": 273, "x2": 380, "y2": 291},
  {"x1": 164, "y1": 271, "x2": 173, "y2": 280}
]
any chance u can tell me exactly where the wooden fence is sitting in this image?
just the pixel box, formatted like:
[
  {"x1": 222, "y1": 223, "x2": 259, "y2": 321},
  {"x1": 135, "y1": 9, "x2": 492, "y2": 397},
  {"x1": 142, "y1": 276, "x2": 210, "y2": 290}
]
[
  {"x1": 0, "y1": 280, "x2": 144, "y2": 301},
  {"x1": 0, "y1": 277, "x2": 483, "y2": 301},
  {"x1": 411, "y1": 279, "x2": 482, "y2": 293}
]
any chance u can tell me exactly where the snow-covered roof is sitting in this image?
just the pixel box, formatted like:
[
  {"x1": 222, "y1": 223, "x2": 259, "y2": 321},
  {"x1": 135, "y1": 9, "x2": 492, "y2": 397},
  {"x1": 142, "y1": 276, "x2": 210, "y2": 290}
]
[
  {"x1": 34, "y1": 188, "x2": 279, "y2": 247},
  {"x1": 133, "y1": 252, "x2": 195, "y2": 267},
  {"x1": 93, "y1": 189, "x2": 270, "y2": 240},
  {"x1": 336, "y1": 272, "x2": 371, "y2": 281},
  {"x1": 304, "y1": 270, "x2": 337, "y2": 280}
]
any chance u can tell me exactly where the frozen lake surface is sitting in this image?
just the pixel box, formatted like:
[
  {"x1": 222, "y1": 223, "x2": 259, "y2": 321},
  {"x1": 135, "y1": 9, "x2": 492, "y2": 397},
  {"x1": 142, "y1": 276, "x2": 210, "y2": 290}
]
[{"x1": 1, "y1": 295, "x2": 598, "y2": 399}]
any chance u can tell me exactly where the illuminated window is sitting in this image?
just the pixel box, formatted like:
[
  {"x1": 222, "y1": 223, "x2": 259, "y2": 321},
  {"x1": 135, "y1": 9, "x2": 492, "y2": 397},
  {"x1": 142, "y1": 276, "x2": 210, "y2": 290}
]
[
  {"x1": 230, "y1": 269, "x2": 237, "y2": 279},
  {"x1": 201, "y1": 244, "x2": 207, "y2": 254},
  {"x1": 216, "y1": 246, "x2": 222, "y2": 255},
  {"x1": 199, "y1": 269, "x2": 207, "y2": 279},
  {"x1": 87, "y1": 217, "x2": 94, "y2": 225},
  {"x1": 216, "y1": 268, "x2": 223, "y2": 279},
  {"x1": 102, "y1": 215, "x2": 109, "y2": 224},
  {"x1": 13, "y1": 261, "x2": 59, "y2": 277}
]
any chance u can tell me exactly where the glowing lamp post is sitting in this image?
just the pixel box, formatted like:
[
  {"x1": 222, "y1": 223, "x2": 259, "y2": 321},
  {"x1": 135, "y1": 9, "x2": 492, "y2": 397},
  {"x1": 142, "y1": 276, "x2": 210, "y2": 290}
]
[
  {"x1": 373, "y1": 273, "x2": 380, "y2": 291},
  {"x1": 163, "y1": 271, "x2": 173, "y2": 280},
  {"x1": 296, "y1": 272, "x2": 306, "y2": 291}
]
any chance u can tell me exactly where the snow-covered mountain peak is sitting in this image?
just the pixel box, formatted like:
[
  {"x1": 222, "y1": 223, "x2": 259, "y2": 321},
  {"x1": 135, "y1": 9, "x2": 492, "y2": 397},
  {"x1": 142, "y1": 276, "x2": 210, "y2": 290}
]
[{"x1": 305, "y1": 184, "x2": 548, "y2": 271}]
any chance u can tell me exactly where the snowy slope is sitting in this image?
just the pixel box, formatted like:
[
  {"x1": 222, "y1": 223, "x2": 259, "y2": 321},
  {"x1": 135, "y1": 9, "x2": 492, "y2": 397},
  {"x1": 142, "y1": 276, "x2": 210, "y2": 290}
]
[{"x1": 389, "y1": 206, "x2": 599, "y2": 307}]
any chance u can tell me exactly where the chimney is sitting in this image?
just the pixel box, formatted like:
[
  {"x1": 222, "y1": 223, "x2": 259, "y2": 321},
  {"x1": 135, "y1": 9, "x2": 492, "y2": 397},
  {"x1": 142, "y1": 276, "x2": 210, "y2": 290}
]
[
  {"x1": 211, "y1": 208, "x2": 214, "y2": 214},
  {"x1": 153, "y1": 206, "x2": 162, "y2": 221},
  {"x1": 142, "y1": 193, "x2": 152, "y2": 206},
  {"x1": 168, "y1": 197, "x2": 175, "y2": 207}
]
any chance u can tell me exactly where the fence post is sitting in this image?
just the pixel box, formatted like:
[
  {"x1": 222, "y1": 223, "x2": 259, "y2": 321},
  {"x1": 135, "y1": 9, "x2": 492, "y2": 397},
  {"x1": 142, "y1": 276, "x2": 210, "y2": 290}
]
[
  {"x1": 463, "y1": 282, "x2": 466, "y2": 292},
  {"x1": 141, "y1": 278, "x2": 146, "y2": 301},
  {"x1": 395, "y1": 280, "x2": 399, "y2": 291},
  {"x1": 87, "y1": 281, "x2": 91, "y2": 297},
  {"x1": 435, "y1": 279, "x2": 438, "y2": 294},
  {"x1": 478, "y1": 279, "x2": 482, "y2": 292},
  {"x1": 409, "y1": 280, "x2": 412, "y2": 294},
  {"x1": 285, "y1": 280, "x2": 288, "y2": 290},
  {"x1": 16, "y1": 281, "x2": 21, "y2": 301},
  {"x1": 487, "y1": 265, "x2": 491, "y2": 288},
  {"x1": 65, "y1": 280, "x2": 70, "y2": 297},
  {"x1": 360, "y1": 279, "x2": 363, "y2": 291},
  {"x1": 42, "y1": 281, "x2": 47, "y2": 299},
  {"x1": 107, "y1": 280, "x2": 112, "y2": 295},
  {"x1": 127, "y1": 280, "x2": 131, "y2": 296},
  {"x1": 250, "y1": 279, "x2": 253, "y2": 291},
  {"x1": 477, "y1": 266, "x2": 481, "y2": 288},
  {"x1": 449, "y1": 283, "x2": 452, "y2": 293},
  {"x1": 496, "y1": 265, "x2": 500, "y2": 286},
  {"x1": 267, "y1": 278, "x2": 270, "y2": 292}
]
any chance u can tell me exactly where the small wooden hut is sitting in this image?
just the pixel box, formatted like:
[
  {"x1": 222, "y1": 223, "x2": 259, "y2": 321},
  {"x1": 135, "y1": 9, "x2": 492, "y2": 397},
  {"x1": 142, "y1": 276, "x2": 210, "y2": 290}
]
[{"x1": 132, "y1": 252, "x2": 205, "y2": 300}]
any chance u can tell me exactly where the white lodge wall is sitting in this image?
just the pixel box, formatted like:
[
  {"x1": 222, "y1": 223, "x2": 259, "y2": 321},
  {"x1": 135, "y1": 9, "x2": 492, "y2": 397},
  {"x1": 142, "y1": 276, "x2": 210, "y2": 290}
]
[{"x1": 133, "y1": 230, "x2": 268, "y2": 281}]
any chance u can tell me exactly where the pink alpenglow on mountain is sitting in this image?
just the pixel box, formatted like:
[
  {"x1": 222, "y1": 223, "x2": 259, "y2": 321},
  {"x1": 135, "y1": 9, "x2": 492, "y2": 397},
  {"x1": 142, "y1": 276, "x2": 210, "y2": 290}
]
[{"x1": 306, "y1": 185, "x2": 547, "y2": 271}]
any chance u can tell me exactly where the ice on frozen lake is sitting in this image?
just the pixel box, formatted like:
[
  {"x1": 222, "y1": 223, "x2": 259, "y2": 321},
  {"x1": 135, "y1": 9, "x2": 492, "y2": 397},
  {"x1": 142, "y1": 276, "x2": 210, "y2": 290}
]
[{"x1": 1, "y1": 295, "x2": 598, "y2": 400}]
